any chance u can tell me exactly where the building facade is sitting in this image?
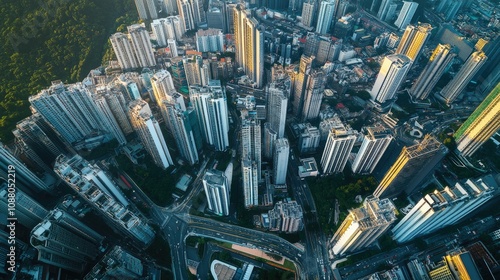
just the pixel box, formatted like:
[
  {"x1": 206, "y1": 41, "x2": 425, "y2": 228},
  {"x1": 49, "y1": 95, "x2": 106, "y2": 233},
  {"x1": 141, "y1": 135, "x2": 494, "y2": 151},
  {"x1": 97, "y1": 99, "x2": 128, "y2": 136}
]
[
  {"x1": 373, "y1": 135, "x2": 448, "y2": 198},
  {"x1": 273, "y1": 138, "x2": 290, "y2": 185},
  {"x1": 320, "y1": 124, "x2": 357, "y2": 174},
  {"x1": 351, "y1": 126, "x2": 393, "y2": 174},
  {"x1": 330, "y1": 197, "x2": 397, "y2": 255},
  {"x1": 370, "y1": 54, "x2": 412, "y2": 103},
  {"x1": 203, "y1": 169, "x2": 230, "y2": 216},
  {"x1": 454, "y1": 82, "x2": 500, "y2": 157}
]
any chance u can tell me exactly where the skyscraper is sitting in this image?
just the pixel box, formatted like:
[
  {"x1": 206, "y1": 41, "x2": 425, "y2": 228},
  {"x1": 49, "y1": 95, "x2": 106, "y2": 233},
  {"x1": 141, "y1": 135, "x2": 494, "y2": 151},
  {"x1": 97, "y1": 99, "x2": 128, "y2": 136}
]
[
  {"x1": 410, "y1": 44, "x2": 456, "y2": 100},
  {"x1": 316, "y1": 0, "x2": 335, "y2": 35},
  {"x1": 301, "y1": 1, "x2": 316, "y2": 28},
  {"x1": 394, "y1": 1, "x2": 418, "y2": 30},
  {"x1": 29, "y1": 81, "x2": 112, "y2": 148},
  {"x1": 395, "y1": 23, "x2": 432, "y2": 61},
  {"x1": 0, "y1": 183, "x2": 48, "y2": 228},
  {"x1": 233, "y1": 4, "x2": 264, "y2": 87},
  {"x1": 242, "y1": 160, "x2": 259, "y2": 208},
  {"x1": 84, "y1": 246, "x2": 144, "y2": 280},
  {"x1": 267, "y1": 84, "x2": 288, "y2": 138},
  {"x1": 454, "y1": 82, "x2": 500, "y2": 157},
  {"x1": 268, "y1": 200, "x2": 304, "y2": 233},
  {"x1": 127, "y1": 24, "x2": 156, "y2": 68},
  {"x1": 301, "y1": 70, "x2": 326, "y2": 121},
  {"x1": 163, "y1": 103, "x2": 200, "y2": 165},
  {"x1": 30, "y1": 209, "x2": 104, "y2": 273},
  {"x1": 128, "y1": 99, "x2": 173, "y2": 169},
  {"x1": 373, "y1": 135, "x2": 448, "y2": 198},
  {"x1": 151, "y1": 69, "x2": 176, "y2": 106},
  {"x1": 196, "y1": 29, "x2": 225, "y2": 52},
  {"x1": 151, "y1": 17, "x2": 184, "y2": 46},
  {"x1": 320, "y1": 123, "x2": 357, "y2": 174},
  {"x1": 13, "y1": 113, "x2": 70, "y2": 169},
  {"x1": 391, "y1": 176, "x2": 495, "y2": 243},
  {"x1": 241, "y1": 116, "x2": 262, "y2": 178},
  {"x1": 189, "y1": 81, "x2": 229, "y2": 151},
  {"x1": 351, "y1": 126, "x2": 393, "y2": 174},
  {"x1": 203, "y1": 169, "x2": 230, "y2": 216},
  {"x1": 439, "y1": 51, "x2": 488, "y2": 104},
  {"x1": 273, "y1": 138, "x2": 290, "y2": 185},
  {"x1": 330, "y1": 197, "x2": 397, "y2": 255},
  {"x1": 377, "y1": 0, "x2": 395, "y2": 22},
  {"x1": 183, "y1": 55, "x2": 209, "y2": 86},
  {"x1": 263, "y1": 122, "x2": 278, "y2": 160},
  {"x1": 54, "y1": 155, "x2": 156, "y2": 247},
  {"x1": 134, "y1": 0, "x2": 158, "y2": 20},
  {"x1": 370, "y1": 54, "x2": 412, "y2": 103},
  {"x1": 169, "y1": 56, "x2": 189, "y2": 94},
  {"x1": 88, "y1": 86, "x2": 127, "y2": 146},
  {"x1": 177, "y1": 0, "x2": 196, "y2": 31},
  {"x1": 293, "y1": 55, "x2": 314, "y2": 117},
  {"x1": 110, "y1": 33, "x2": 139, "y2": 69}
]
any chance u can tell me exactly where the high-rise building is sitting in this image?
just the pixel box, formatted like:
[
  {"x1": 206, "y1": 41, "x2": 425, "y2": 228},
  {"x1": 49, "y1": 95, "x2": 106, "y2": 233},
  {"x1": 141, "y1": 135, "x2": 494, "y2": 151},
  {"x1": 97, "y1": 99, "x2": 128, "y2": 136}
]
[
  {"x1": 103, "y1": 86, "x2": 134, "y2": 135},
  {"x1": 84, "y1": 246, "x2": 144, "y2": 280},
  {"x1": 0, "y1": 183, "x2": 48, "y2": 228},
  {"x1": 189, "y1": 0, "x2": 206, "y2": 26},
  {"x1": 267, "y1": 84, "x2": 288, "y2": 138},
  {"x1": 439, "y1": 51, "x2": 488, "y2": 104},
  {"x1": 377, "y1": 0, "x2": 394, "y2": 21},
  {"x1": 151, "y1": 17, "x2": 184, "y2": 46},
  {"x1": 128, "y1": 99, "x2": 173, "y2": 169},
  {"x1": 196, "y1": 29, "x2": 225, "y2": 52},
  {"x1": 273, "y1": 138, "x2": 290, "y2": 185},
  {"x1": 183, "y1": 55, "x2": 210, "y2": 86},
  {"x1": 54, "y1": 155, "x2": 156, "y2": 247},
  {"x1": 151, "y1": 69, "x2": 176, "y2": 106},
  {"x1": 206, "y1": 3, "x2": 226, "y2": 32},
  {"x1": 189, "y1": 81, "x2": 229, "y2": 151},
  {"x1": 410, "y1": 44, "x2": 456, "y2": 100},
  {"x1": 13, "y1": 114, "x2": 70, "y2": 169},
  {"x1": 203, "y1": 169, "x2": 230, "y2": 216},
  {"x1": 30, "y1": 209, "x2": 104, "y2": 273},
  {"x1": 263, "y1": 122, "x2": 278, "y2": 160},
  {"x1": 330, "y1": 197, "x2": 397, "y2": 255},
  {"x1": 316, "y1": 0, "x2": 335, "y2": 35},
  {"x1": 163, "y1": 0, "x2": 178, "y2": 15},
  {"x1": 298, "y1": 123, "x2": 321, "y2": 154},
  {"x1": 134, "y1": 0, "x2": 158, "y2": 20},
  {"x1": 268, "y1": 200, "x2": 304, "y2": 233},
  {"x1": 167, "y1": 39, "x2": 179, "y2": 57},
  {"x1": 373, "y1": 135, "x2": 448, "y2": 198},
  {"x1": 127, "y1": 24, "x2": 156, "y2": 68},
  {"x1": 392, "y1": 176, "x2": 495, "y2": 243},
  {"x1": 233, "y1": 4, "x2": 264, "y2": 87},
  {"x1": 163, "y1": 103, "x2": 200, "y2": 165},
  {"x1": 177, "y1": 0, "x2": 196, "y2": 31},
  {"x1": 351, "y1": 126, "x2": 393, "y2": 174},
  {"x1": 110, "y1": 33, "x2": 139, "y2": 69},
  {"x1": 241, "y1": 116, "x2": 262, "y2": 178},
  {"x1": 242, "y1": 160, "x2": 259, "y2": 208},
  {"x1": 395, "y1": 23, "x2": 432, "y2": 61},
  {"x1": 301, "y1": 70, "x2": 325, "y2": 121},
  {"x1": 89, "y1": 87, "x2": 127, "y2": 146},
  {"x1": 320, "y1": 123, "x2": 357, "y2": 174},
  {"x1": 29, "y1": 81, "x2": 112, "y2": 149},
  {"x1": 370, "y1": 54, "x2": 412, "y2": 103},
  {"x1": 293, "y1": 55, "x2": 314, "y2": 117},
  {"x1": 394, "y1": 1, "x2": 418, "y2": 30},
  {"x1": 169, "y1": 56, "x2": 189, "y2": 94},
  {"x1": 301, "y1": 1, "x2": 316, "y2": 28},
  {"x1": 454, "y1": 82, "x2": 500, "y2": 157}
]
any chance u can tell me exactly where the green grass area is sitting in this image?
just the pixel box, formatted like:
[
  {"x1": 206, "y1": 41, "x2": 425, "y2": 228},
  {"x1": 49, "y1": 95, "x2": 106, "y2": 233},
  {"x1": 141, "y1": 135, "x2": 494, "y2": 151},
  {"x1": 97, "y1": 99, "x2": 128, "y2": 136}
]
[
  {"x1": 307, "y1": 173, "x2": 378, "y2": 235},
  {"x1": 0, "y1": 0, "x2": 137, "y2": 143},
  {"x1": 283, "y1": 259, "x2": 296, "y2": 271},
  {"x1": 115, "y1": 154, "x2": 180, "y2": 206}
]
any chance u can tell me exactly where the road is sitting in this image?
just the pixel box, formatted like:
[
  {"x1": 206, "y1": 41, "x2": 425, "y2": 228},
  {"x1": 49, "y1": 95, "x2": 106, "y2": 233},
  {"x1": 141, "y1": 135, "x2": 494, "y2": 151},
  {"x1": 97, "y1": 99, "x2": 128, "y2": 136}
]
[{"x1": 288, "y1": 150, "x2": 330, "y2": 279}]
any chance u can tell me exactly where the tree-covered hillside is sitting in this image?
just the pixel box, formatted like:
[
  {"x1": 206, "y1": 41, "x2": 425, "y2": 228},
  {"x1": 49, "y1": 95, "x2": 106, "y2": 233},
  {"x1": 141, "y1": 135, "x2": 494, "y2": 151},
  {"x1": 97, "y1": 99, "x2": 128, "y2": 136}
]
[{"x1": 0, "y1": 0, "x2": 137, "y2": 142}]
